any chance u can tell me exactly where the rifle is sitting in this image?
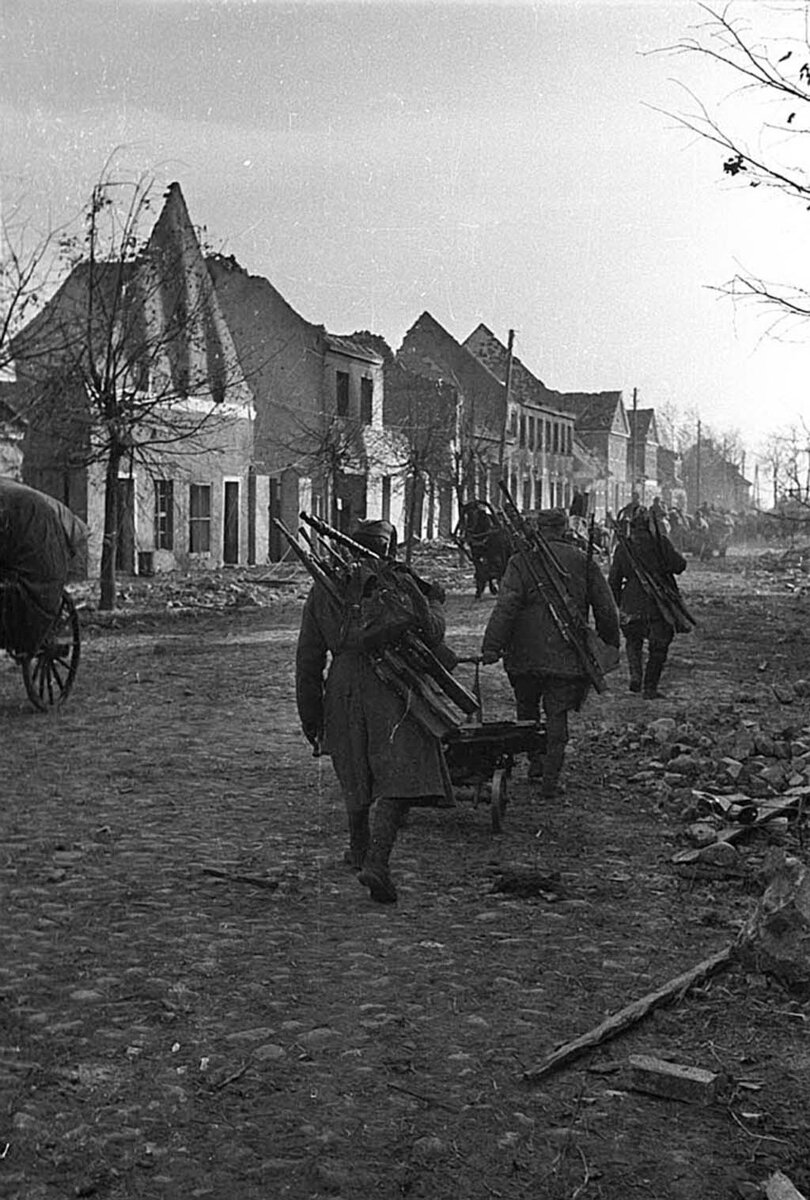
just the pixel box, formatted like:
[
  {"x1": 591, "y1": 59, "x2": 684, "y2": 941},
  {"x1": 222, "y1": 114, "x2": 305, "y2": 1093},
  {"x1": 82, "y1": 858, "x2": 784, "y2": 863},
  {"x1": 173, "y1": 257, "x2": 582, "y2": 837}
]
[
  {"x1": 613, "y1": 522, "x2": 696, "y2": 633},
  {"x1": 273, "y1": 514, "x2": 479, "y2": 740},
  {"x1": 497, "y1": 483, "x2": 608, "y2": 693},
  {"x1": 300, "y1": 512, "x2": 479, "y2": 716}
]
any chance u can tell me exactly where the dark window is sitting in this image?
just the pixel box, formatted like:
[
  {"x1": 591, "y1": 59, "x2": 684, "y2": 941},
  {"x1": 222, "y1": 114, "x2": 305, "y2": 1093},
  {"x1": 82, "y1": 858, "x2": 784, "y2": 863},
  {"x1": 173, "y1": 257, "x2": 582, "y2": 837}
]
[
  {"x1": 522, "y1": 478, "x2": 531, "y2": 511},
  {"x1": 336, "y1": 371, "x2": 350, "y2": 417},
  {"x1": 553, "y1": 423, "x2": 559, "y2": 454},
  {"x1": 519, "y1": 415, "x2": 526, "y2": 448},
  {"x1": 509, "y1": 409, "x2": 517, "y2": 437},
  {"x1": 154, "y1": 480, "x2": 174, "y2": 550},
  {"x1": 567, "y1": 426, "x2": 573, "y2": 455},
  {"x1": 189, "y1": 484, "x2": 212, "y2": 553},
  {"x1": 528, "y1": 417, "x2": 535, "y2": 451},
  {"x1": 381, "y1": 476, "x2": 391, "y2": 522},
  {"x1": 360, "y1": 377, "x2": 373, "y2": 425},
  {"x1": 545, "y1": 420, "x2": 551, "y2": 450}
]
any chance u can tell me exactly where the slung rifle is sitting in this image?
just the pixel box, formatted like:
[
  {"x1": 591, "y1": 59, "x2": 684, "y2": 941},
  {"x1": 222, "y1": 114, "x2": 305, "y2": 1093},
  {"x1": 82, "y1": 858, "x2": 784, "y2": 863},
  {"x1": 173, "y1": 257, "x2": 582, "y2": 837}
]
[
  {"x1": 497, "y1": 483, "x2": 608, "y2": 694},
  {"x1": 613, "y1": 521, "x2": 696, "y2": 634},
  {"x1": 273, "y1": 512, "x2": 479, "y2": 741}
]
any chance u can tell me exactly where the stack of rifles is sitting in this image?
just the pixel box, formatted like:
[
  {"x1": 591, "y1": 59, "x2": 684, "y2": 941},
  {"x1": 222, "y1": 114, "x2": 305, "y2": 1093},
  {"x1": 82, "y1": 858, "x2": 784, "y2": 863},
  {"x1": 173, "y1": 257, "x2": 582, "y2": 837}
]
[{"x1": 275, "y1": 484, "x2": 695, "y2": 742}]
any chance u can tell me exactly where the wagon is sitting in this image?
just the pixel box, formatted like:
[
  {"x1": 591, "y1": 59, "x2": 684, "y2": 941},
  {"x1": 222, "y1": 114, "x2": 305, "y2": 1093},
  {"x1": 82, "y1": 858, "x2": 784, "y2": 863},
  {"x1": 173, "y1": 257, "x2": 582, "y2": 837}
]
[
  {"x1": 443, "y1": 656, "x2": 546, "y2": 833},
  {"x1": 0, "y1": 478, "x2": 86, "y2": 710}
]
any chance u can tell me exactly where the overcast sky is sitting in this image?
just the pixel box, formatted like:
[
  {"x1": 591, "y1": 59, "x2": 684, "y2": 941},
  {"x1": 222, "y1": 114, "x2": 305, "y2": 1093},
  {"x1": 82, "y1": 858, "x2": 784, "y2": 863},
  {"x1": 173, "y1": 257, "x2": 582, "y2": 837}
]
[{"x1": 3, "y1": 0, "x2": 810, "y2": 464}]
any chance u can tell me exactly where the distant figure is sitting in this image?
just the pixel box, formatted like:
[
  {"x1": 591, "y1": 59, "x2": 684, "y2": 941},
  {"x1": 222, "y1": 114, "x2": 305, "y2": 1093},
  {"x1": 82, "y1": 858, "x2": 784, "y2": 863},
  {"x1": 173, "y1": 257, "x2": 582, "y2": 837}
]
[
  {"x1": 569, "y1": 488, "x2": 588, "y2": 519},
  {"x1": 453, "y1": 500, "x2": 511, "y2": 599},
  {"x1": 616, "y1": 490, "x2": 642, "y2": 535}
]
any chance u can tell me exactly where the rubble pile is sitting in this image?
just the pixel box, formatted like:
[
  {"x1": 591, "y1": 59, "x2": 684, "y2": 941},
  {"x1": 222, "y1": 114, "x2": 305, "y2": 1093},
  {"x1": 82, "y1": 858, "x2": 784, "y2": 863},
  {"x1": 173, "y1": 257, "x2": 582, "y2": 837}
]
[
  {"x1": 742, "y1": 545, "x2": 810, "y2": 595},
  {"x1": 72, "y1": 565, "x2": 311, "y2": 616},
  {"x1": 626, "y1": 710, "x2": 810, "y2": 808}
]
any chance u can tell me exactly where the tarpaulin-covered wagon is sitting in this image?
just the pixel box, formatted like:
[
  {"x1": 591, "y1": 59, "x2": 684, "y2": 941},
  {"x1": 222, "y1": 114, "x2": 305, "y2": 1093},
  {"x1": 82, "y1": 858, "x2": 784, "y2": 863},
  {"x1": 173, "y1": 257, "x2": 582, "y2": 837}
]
[{"x1": 0, "y1": 478, "x2": 87, "y2": 709}]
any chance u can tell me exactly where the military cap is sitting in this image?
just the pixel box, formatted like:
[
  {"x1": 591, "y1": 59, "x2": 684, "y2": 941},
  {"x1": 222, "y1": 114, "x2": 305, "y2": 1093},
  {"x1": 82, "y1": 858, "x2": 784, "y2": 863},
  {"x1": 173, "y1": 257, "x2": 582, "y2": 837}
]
[
  {"x1": 535, "y1": 507, "x2": 568, "y2": 531},
  {"x1": 351, "y1": 518, "x2": 397, "y2": 555}
]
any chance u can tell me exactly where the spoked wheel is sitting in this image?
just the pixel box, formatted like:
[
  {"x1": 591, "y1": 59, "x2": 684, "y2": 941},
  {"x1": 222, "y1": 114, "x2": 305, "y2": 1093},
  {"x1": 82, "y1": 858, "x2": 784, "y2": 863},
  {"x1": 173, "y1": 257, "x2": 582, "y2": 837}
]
[
  {"x1": 22, "y1": 591, "x2": 80, "y2": 710},
  {"x1": 490, "y1": 768, "x2": 508, "y2": 834}
]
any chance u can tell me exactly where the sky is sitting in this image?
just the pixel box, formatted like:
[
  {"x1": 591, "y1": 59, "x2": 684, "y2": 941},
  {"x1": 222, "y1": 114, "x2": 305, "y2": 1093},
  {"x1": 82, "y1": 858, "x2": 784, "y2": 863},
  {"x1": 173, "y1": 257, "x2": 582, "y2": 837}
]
[{"x1": 3, "y1": 0, "x2": 810, "y2": 472}]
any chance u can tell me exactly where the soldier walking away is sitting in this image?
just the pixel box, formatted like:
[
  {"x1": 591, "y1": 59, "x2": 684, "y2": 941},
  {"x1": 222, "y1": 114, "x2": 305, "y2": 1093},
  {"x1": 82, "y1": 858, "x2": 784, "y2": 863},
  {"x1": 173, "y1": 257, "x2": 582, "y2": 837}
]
[
  {"x1": 480, "y1": 508, "x2": 619, "y2": 799},
  {"x1": 608, "y1": 507, "x2": 688, "y2": 699},
  {"x1": 295, "y1": 519, "x2": 452, "y2": 905}
]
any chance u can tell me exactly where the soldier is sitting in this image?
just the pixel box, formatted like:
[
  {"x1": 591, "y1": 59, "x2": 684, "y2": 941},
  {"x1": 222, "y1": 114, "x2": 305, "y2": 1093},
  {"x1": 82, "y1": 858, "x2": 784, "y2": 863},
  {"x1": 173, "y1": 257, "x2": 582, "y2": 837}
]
[
  {"x1": 295, "y1": 519, "x2": 451, "y2": 905},
  {"x1": 480, "y1": 508, "x2": 619, "y2": 798},
  {"x1": 608, "y1": 507, "x2": 687, "y2": 699}
]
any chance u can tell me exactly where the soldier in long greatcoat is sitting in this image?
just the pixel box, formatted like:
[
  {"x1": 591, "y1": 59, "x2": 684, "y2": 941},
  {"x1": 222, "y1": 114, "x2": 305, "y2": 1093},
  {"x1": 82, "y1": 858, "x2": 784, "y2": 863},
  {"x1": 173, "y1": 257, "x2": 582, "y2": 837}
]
[
  {"x1": 608, "y1": 507, "x2": 687, "y2": 698},
  {"x1": 296, "y1": 519, "x2": 450, "y2": 905},
  {"x1": 480, "y1": 508, "x2": 619, "y2": 798}
]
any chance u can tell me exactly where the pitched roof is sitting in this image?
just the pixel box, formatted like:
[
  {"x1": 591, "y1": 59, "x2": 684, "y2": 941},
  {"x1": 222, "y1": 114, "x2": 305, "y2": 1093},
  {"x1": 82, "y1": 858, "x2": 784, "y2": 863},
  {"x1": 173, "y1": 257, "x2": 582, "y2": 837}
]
[
  {"x1": 325, "y1": 333, "x2": 383, "y2": 364},
  {"x1": 398, "y1": 311, "x2": 505, "y2": 438},
  {"x1": 143, "y1": 182, "x2": 248, "y2": 404},
  {"x1": 627, "y1": 407, "x2": 658, "y2": 443},
  {"x1": 463, "y1": 323, "x2": 552, "y2": 408},
  {"x1": 556, "y1": 391, "x2": 627, "y2": 434}
]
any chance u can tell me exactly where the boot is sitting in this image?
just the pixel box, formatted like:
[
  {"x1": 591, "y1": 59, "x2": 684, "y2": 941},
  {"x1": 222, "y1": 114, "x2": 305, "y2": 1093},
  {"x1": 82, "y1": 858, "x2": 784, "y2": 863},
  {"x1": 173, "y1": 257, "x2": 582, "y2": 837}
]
[
  {"x1": 643, "y1": 652, "x2": 667, "y2": 699},
  {"x1": 626, "y1": 639, "x2": 643, "y2": 694},
  {"x1": 540, "y1": 747, "x2": 565, "y2": 799},
  {"x1": 527, "y1": 750, "x2": 545, "y2": 780},
  {"x1": 358, "y1": 797, "x2": 407, "y2": 904},
  {"x1": 343, "y1": 810, "x2": 370, "y2": 871}
]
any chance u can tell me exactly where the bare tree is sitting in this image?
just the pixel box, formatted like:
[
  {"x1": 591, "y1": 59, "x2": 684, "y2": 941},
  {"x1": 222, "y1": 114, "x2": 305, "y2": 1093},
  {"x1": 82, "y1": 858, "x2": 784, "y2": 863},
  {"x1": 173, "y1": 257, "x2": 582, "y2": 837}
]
[
  {"x1": 662, "y1": 2, "x2": 810, "y2": 331},
  {"x1": 0, "y1": 199, "x2": 65, "y2": 376},
  {"x1": 12, "y1": 170, "x2": 249, "y2": 609},
  {"x1": 383, "y1": 364, "x2": 455, "y2": 561}
]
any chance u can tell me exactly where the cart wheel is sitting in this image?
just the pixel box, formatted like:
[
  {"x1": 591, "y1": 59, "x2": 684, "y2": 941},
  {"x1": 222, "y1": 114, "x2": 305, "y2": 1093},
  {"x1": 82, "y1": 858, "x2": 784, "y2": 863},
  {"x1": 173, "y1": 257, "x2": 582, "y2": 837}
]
[
  {"x1": 22, "y1": 592, "x2": 80, "y2": 711},
  {"x1": 491, "y1": 768, "x2": 508, "y2": 833}
]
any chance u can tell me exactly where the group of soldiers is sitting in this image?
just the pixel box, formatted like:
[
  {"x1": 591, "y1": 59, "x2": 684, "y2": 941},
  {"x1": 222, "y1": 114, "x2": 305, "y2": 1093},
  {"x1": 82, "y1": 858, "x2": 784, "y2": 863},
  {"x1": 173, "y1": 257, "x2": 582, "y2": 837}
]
[{"x1": 295, "y1": 503, "x2": 689, "y2": 907}]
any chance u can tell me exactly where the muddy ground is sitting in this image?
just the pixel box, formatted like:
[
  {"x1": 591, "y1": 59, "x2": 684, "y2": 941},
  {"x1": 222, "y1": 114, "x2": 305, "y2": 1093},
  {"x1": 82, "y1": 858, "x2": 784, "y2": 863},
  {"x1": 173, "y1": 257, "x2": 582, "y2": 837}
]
[{"x1": 2, "y1": 549, "x2": 810, "y2": 1200}]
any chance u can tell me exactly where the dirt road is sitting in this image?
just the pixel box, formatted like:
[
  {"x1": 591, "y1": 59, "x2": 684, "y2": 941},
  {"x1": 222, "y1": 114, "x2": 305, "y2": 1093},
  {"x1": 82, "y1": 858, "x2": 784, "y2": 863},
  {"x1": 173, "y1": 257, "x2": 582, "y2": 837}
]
[{"x1": 2, "y1": 557, "x2": 810, "y2": 1199}]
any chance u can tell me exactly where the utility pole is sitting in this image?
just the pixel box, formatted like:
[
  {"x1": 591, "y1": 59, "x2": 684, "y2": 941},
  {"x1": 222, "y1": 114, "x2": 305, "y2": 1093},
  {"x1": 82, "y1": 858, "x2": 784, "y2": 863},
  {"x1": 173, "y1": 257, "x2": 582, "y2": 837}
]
[
  {"x1": 499, "y1": 328, "x2": 515, "y2": 478},
  {"x1": 631, "y1": 386, "x2": 639, "y2": 498}
]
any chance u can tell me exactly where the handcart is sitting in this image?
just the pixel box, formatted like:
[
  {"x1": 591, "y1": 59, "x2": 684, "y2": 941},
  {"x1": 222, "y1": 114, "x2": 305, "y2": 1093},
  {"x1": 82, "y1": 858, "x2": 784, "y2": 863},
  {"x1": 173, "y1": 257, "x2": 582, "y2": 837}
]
[
  {"x1": 443, "y1": 656, "x2": 546, "y2": 833},
  {"x1": 1, "y1": 478, "x2": 85, "y2": 711}
]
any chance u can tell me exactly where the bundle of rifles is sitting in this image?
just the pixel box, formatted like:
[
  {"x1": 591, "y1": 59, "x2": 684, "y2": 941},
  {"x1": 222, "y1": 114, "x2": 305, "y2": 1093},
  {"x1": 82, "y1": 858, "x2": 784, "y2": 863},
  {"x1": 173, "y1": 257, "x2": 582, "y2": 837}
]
[{"x1": 274, "y1": 511, "x2": 480, "y2": 740}]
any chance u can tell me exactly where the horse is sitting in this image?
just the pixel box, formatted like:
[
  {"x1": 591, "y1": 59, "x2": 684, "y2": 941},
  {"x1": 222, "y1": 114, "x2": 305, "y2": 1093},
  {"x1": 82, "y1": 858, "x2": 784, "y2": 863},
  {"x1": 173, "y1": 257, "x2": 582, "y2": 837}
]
[{"x1": 454, "y1": 500, "x2": 512, "y2": 599}]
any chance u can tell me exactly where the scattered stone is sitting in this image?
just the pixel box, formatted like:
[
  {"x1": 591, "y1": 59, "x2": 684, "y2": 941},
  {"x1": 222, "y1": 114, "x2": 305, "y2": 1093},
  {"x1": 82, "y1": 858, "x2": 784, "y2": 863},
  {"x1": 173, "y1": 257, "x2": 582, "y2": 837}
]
[
  {"x1": 695, "y1": 841, "x2": 742, "y2": 868},
  {"x1": 773, "y1": 683, "x2": 797, "y2": 705},
  {"x1": 721, "y1": 758, "x2": 745, "y2": 781},
  {"x1": 765, "y1": 1170, "x2": 808, "y2": 1200},
  {"x1": 667, "y1": 755, "x2": 700, "y2": 776},
  {"x1": 252, "y1": 1043, "x2": 286, "y2": 1062},
  {"x1": 412, "y1": 1135, "x2": 446, "y2": 1160},
  {"x1": 648, "y1": 718, "x2": 677, "y2": 743},
  {"x1": 686, "y1": 823, "x2": 719, "y2": 848},
  {"x1": 741, "y1": 851, "x2": 810, "y2": 995}
]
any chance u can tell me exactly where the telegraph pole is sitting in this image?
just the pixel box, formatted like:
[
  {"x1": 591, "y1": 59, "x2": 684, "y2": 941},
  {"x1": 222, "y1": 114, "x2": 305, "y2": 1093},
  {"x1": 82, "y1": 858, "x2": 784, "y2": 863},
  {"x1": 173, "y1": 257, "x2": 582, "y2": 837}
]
[
  {"x1": 499, "y1": 329, "x2": 515, "y2": 477},
  {"x1": 631, "y1": 386, "x2": 639, "y2": 495}
]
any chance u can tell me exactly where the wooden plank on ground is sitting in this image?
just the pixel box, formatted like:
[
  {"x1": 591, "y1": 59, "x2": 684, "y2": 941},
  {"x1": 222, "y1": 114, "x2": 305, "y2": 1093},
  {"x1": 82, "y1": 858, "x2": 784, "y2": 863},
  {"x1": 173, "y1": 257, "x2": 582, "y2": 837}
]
[{"x1": 523, "y1": 944, "x2": 736, "y2": 1085}]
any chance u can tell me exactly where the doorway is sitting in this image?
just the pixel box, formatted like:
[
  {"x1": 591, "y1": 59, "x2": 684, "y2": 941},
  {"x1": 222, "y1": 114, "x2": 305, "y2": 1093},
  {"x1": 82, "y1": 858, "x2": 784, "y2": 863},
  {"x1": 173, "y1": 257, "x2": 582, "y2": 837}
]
[{"x1": 223, "y1": 481, "x2": 239, "y2": 565}]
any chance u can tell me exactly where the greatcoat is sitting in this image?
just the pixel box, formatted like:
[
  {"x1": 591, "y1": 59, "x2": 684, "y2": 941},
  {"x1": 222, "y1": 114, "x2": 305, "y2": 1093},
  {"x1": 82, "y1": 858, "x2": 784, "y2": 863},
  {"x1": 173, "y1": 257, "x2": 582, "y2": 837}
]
[
  {"x1": 296, "y1": 566, "x2": 450, "y2": 813},
  {"x1": 481, "y1": 536, "x2": 619, "y2": 680}
]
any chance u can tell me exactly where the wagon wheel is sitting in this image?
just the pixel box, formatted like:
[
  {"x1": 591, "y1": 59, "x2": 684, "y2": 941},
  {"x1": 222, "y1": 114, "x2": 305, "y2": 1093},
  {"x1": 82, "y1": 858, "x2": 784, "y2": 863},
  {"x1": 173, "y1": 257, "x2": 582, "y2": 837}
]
[
  {"x1": 490, "y1": 768, "x2": 508, "y2": 834},
  {"x1": 22, "y1": 591, "x2": 80, "y2": 710}
]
